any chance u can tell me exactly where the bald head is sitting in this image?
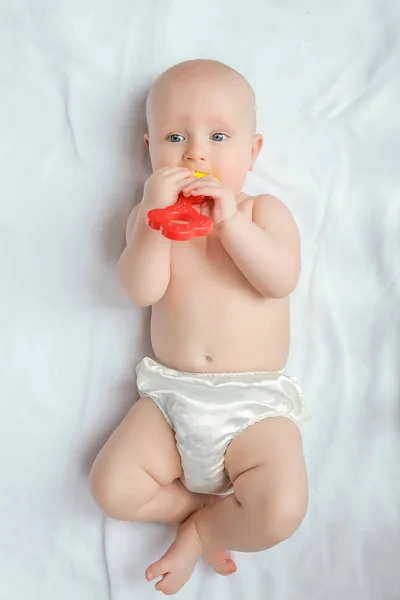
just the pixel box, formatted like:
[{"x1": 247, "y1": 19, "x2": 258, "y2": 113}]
[
  {"x1": 146, "y1": 59, "x2": 256, "y2": 132},
  {"x1": 143, "y1": 59, "x2": 262, "y2": 191}
]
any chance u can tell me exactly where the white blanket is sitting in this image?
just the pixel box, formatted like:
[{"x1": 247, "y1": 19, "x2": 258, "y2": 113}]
[{"x1": 1, "y1": 1, "x2": 399, "y2": 598}]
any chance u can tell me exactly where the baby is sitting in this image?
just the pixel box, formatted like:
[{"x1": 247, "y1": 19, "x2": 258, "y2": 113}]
[{"x1": 90, "y1": 59, "x2": 308, "y2": 595}]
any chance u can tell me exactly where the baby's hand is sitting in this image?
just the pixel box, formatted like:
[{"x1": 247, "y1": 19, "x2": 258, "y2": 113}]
[
  {"x1": 181, "y1": 177, "x2": 237, "y2": 226},
  {"x1": 143, "y1": 167, "x2": 195, "y2": 210}
]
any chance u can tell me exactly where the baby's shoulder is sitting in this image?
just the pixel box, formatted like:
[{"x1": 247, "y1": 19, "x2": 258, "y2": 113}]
[
  {"x1": 240, "y1": 191, "x2": 286, "y2": 209},
  {"x1": 241, "y1": 192, "x2": 299, "y2": 236},
  {"x1": 238, "y1": 191, "x2": 285, "y2": 208}
]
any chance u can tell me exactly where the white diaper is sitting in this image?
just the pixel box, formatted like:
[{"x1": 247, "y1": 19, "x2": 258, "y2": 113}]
[{"x1": 136, "y1": 357, "x2": 306, "y2": 495}]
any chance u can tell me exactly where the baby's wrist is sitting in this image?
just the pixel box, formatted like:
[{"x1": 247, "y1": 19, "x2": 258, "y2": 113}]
[
  {"x1": 216, "y1": 208, "x2": 239, "y2": 228},
  {"x1": 142, "y1": 192, "x2": 171, "y2": 211}
]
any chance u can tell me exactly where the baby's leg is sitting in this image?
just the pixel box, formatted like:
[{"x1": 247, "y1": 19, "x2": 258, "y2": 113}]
[
  {"x1": 90, "y1": 398, "x2": 235, "y2": 579},
  {"x1": 194, "y1": 416, "x2": 308, "y2": 550},
  {"x1": 90, "y1": 397, "x2": 205, "y2": 524},
  {"x1": 147, "y1": 417, "x2": 308, "y2": 594}
]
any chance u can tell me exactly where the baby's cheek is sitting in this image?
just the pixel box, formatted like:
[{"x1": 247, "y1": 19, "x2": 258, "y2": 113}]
[
  {"x1": 154, "y1": 146, "x2": 181, "y2": 169},
  {"x1": 219, "y1": 163, "x2": 247, "y2": 192},
  {"x1": 214, "y1": 160, "x2": 234, "y2": 182}
]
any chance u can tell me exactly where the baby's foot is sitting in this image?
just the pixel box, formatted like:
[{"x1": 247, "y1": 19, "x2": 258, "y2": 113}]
[
  {"x1": 202, "y1": 494, "x2": 237, "y2": 576},
  {"x1": 145, "y1": 516, "x2": 203, "y2": 595},
  {"x1": 203, "y1": 548, "x2": 237, "y2": 576}
]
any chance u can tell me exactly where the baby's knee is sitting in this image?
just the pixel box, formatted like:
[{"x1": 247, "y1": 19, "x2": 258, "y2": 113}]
[
  {"x1": 89, "y1": 463, "x2": 121, "y2": 519},
  {"x1": 236, "y1": 474, "x2": 308, "y2": 548},
  {"x1": 258, "y1": 491, "x2": 308, "y2": 547},
  {"x1": 89, "y1": 461, "x2": 145, "y2": 520}
]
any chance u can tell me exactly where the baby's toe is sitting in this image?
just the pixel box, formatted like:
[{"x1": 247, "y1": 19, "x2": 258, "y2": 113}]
[
  {"x1": 145, "y1": 558, "x2": 170, "y2": 582},
  {"x1": 155, "y1": 572, "x2": 181, "y2": 595},
  {"x1": 203, "y1": 549, "x2": 237, "y2": 576}
]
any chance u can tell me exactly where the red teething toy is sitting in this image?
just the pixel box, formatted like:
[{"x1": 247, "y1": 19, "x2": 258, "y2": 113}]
[
  {"x1": 147, "y1": 194, "x2": 213, "y2": 241},
  {"x1": 147, "y1": 171, "x2": 215, "y2": 242}
]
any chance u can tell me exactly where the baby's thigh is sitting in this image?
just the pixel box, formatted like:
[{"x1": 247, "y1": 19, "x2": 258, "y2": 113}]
[
  {"x1": 225, "y1": 417, "x2": 308, "y2": 519},
  {"x1": 91, "y1": 397, "x2": 183, "y2": 488}
]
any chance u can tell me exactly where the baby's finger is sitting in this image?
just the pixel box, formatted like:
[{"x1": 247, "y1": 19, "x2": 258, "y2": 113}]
[
  {"x1": 168, "y1": 168, "x2": 195, "y2": 179},
  {"x1": 159, "y1": 167, "x2": 194, "y2": 179},
  {"x1": 182, "y1": 177, "x2": 218, "y2": 191},
  {"x1": 183, "y1": 185, "x2": 221, "y2": 199},
  {"x1": 157, "y1": 166, "x2": 189, "y2": 175}
]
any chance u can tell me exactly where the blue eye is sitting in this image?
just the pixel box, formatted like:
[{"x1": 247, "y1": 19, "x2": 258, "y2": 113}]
[
  {"x1": 210, "y1": 133, "x2": 228, "y2": 142},
  {"x1": 167, "y1": 134, "x2": 185, "y2": 143}
]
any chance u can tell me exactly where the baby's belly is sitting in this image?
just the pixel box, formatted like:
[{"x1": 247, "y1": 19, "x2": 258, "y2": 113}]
[{"x1": 150, "y1": 293, "x2": 290, "y2": 373}]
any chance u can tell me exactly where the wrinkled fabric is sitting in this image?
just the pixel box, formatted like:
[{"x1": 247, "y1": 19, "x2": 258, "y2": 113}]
[
  {"x1": 136, "y1": 357, "x2": 306, "y2": 494},
  {"x1": 1, "y1": 1, "x2": 400, "y2": 598}
]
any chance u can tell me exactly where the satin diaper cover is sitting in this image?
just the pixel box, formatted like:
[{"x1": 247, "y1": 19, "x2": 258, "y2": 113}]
[{"x1": 136, "y1": 357, "x2": 306, "y2": 495}]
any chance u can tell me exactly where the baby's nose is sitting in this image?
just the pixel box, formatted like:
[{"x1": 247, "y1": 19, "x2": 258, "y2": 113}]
[{"x1": 183, "y1": 140, "x2": 206, "y2": 163}]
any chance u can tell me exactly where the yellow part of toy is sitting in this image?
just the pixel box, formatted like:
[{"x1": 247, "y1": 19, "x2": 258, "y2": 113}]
[{"x1": 193, "y1": 171, "x2": 220, "y2": 182}]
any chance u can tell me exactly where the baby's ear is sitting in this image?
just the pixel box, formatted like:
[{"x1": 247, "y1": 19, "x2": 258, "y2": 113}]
[
  {"x1": 249, "y1": 134, "x2": 263, "y2": 170},
  {"x1": 143, "y1": 133, "x2": 150, "y2": 148}
]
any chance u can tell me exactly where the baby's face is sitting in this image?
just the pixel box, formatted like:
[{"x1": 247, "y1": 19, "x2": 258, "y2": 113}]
[{"x1": 145, "y1": 69, "x2": 262, "y2": 194}]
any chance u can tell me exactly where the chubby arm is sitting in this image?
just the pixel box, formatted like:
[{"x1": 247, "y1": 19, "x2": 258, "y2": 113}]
[
  {"x1": 217, "y1": 195, "x2": 301, "y2": 298},
  {"x1": 116, "y1": 167, "x2": 195, "y2": 307},
  {"x1": 116, "y1": 202, "x2": 172, "y2": 307}
]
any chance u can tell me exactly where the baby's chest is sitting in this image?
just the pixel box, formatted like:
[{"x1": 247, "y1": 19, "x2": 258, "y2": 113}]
[
  {"x1": 173, "y1": 235, "x2": 226, "y2": 273},
  {"x1": 170, "y1": 200, "x2": 254, "y2": 290},
  {"x1": 170, "y1": 238, "x2": 249, "y2": 294}
]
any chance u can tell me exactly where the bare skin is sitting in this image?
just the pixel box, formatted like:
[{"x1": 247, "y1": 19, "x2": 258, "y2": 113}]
[{"x1": 90, "y1": 59, "x2": 307, "y2": 595}]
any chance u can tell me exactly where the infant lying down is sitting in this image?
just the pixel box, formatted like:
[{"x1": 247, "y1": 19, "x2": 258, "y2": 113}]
[{"x1": 90, "y1": 58, "x2": 308, "y2": 595}]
